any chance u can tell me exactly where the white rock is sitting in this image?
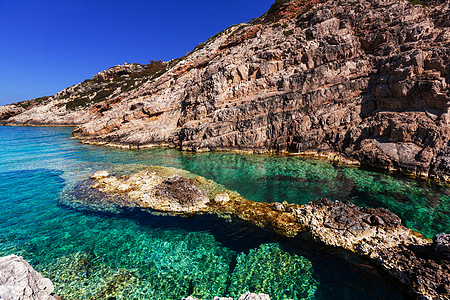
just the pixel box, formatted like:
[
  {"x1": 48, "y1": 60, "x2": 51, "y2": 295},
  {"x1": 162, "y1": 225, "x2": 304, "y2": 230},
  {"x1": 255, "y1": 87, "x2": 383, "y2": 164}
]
[
  {"x1": 117, "y1": 183, "x2": 131, "y2": 192},
  {"x1": 0, "y1": 255, "x2": 56, "y2": 300},
  {"x1": 214, "y1": 193, "x2": 230, "y2": 204},
  {"x1": 91, "y1": 170, "x2": 109, "y2": 180}
]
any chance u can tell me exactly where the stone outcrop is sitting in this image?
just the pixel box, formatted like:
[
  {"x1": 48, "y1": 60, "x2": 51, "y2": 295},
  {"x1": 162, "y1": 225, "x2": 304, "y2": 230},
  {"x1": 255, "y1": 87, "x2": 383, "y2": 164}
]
[
  {"x1": 0, "y1": 105, "x2": 25, "y2": 120},
  {"x1": 297, "y1": 199, "x2": 449, "y2": 300},
  {"x1": 90, "y1": 170, "x2": 211, "y2": 213},
  {"x1": 70, "y1": 167, "x2": 449, "y2": 300},
  {"x1": 0, "y1": 255, "x2": 57, "y2": 300},
  {"x1": 2, "y1": 0, "x2": 450, "y2": 181}
]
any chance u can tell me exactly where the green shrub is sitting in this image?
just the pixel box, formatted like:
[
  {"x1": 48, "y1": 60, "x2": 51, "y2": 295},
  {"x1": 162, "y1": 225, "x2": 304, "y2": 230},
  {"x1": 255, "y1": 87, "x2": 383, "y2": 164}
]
[
  {"x1": 408, "y1": 0, "x2": 426, "y2": 6},
  {"x1": 283, "y1": 29, "x2": 293, "y2": 37},
  {"x1": 306, "y1": 32, "x2": 314, "y2": 41},
  {"x1": 13, "y1": 96, "x2": 50, "y2": 109}
]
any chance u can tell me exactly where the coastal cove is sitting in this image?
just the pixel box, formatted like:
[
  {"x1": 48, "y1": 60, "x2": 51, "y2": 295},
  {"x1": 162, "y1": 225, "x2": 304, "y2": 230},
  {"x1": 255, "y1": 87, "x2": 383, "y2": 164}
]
[{"x1": 0, "y1": 125, "x2": 449, "y2": 299}]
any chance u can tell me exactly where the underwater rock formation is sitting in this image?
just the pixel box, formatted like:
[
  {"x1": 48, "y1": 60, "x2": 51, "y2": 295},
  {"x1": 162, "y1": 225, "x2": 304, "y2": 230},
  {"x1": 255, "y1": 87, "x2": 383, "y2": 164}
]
[
  {"x1": 2, "y1": 0, "x2": 449, "y2": 181},
  {"x1": 0, "y1": 255, "x2": 57, "y2": 300},
  {"x1": 182, "y1": 292, "x2": 271, "y2": 300},
  {"x1": 228, "y1": 243, "x2": 317, "y2": 299},
  {"x1": 74, "y1": 167, "x2": 449, "y2": 300}
]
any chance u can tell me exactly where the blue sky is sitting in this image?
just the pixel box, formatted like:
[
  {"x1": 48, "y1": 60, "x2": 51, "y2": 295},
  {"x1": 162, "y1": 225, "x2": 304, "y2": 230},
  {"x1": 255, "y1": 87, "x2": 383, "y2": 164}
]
[{"x1": 0, "y1": 0, "x2": 274, "y2": 106}]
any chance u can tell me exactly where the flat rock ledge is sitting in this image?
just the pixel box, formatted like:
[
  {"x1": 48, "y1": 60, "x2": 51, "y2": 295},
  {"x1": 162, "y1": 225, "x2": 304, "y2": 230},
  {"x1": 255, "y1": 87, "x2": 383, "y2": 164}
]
[
  {"x1": 81, "y1": 168, "x2": 450, "y2": 300},
  {"x1": 0, "y1": 255, "x2": 57, "y2": 300}
]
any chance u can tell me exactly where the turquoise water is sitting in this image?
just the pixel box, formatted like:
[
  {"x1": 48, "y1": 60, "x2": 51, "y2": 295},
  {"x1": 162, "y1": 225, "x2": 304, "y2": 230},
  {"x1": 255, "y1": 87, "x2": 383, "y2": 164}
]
[{"x1": 0, "y1": 126, "x2": 448, "y2": 299}]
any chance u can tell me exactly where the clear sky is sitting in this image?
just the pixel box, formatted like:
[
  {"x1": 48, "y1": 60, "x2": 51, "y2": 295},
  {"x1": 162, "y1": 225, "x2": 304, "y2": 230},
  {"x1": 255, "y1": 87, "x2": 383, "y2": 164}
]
[{"x1": 0, "y1": 0, "x2": 274, "y2": 106}]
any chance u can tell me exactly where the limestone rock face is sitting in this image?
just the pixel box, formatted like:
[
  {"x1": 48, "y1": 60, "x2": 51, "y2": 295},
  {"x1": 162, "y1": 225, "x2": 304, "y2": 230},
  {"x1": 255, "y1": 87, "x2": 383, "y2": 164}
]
[
  {"x1": 0, "y1": 105, "x2": 25, "y2": 120},
  {"x1": 0, "y1": 255, "x2": 56, "y2": 300},
  {"x1": 3, "y1": 0, "x2": 450, "y2": 180}
]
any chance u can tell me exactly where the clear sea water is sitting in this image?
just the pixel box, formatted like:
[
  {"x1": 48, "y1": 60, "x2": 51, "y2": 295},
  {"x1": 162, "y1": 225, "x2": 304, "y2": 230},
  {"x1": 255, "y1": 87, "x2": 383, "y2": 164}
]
[{"x1": 0, "y1": 126, "x2": 448, "y2": 299}]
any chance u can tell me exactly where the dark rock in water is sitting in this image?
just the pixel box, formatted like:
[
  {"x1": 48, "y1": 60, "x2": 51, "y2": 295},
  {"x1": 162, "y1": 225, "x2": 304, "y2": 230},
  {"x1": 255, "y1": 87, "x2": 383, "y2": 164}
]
[
  {"x1": 377, "y1": 237, "x2": 450, "y2": 300},
  {"x1": 294, "y1": 199, "x2": 450, "y2": 300},
  {"x1": 0, "y1": 255, "x2": 57, "y2": 300},
  {"x1": 155, "y1": 175, "x2": 209, "y2": 207}
]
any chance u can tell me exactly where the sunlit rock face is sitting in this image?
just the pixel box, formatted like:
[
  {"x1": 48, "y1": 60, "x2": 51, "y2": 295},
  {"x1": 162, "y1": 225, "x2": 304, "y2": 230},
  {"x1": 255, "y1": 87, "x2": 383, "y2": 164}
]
[
  {"x1": 3, "y1": 0, "x2": 450, "y2": 179},
  {"x1": 0, "y1": 255, "x2": 57, "y2": 300}
]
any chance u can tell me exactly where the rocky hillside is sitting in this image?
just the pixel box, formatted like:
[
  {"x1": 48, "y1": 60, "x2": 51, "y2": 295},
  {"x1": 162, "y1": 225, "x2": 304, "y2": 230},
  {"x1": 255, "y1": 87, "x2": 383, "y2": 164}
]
[{"x1": 2, "y1": 0, "x2": 450, "y2": 180}]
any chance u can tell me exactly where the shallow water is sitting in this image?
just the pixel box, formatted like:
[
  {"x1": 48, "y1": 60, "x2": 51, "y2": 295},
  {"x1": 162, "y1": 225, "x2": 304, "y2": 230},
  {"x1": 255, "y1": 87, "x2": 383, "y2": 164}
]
[{"x1": 0, "y1": 126, "x2": 448, "y2": 299}]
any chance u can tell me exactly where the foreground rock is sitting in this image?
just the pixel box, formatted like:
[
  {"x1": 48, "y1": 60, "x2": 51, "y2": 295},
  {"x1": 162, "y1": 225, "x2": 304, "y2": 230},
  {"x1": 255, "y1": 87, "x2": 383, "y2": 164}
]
[
  {"x1": 78, "y1": 167, "x2": 449, "y2": 300},
  {"x1": 0, "y1": 255, "x2": 57, "y2": 300},
  {"x1": 2, "y1": 0, "x2": 449, "y2": 181}
]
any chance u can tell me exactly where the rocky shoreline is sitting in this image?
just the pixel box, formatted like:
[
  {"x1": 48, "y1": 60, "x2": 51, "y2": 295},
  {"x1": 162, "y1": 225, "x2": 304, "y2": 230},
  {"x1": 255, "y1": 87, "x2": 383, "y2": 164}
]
[
  {"x1": 58, "y1": 167, "x2": 450, "y2": 300},
  {"x1": 1, "y1": 0, "x2": 449, "y2": 182}
]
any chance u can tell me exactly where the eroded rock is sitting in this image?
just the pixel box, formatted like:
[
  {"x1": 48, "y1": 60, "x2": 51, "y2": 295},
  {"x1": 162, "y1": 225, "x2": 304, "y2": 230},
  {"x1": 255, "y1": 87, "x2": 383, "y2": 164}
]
[
  {"x1": 214, "y1": 193, "x2": 230, "y2": 204},
  {"x1": 0, "y1": 255, "x2": 57, "y2": 300},
  {"x1": 82, "y1": 167, "x2": 449, "y2": 300},
  {"x1": 91, "y1": 170, "x2": 109, "y2": 180}
]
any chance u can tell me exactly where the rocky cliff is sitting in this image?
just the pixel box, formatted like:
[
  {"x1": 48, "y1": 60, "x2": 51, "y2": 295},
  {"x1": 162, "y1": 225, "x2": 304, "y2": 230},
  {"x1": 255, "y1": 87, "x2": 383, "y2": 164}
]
[{"x1": 2, "y1": 0, "x2": 450, "y2": 180}]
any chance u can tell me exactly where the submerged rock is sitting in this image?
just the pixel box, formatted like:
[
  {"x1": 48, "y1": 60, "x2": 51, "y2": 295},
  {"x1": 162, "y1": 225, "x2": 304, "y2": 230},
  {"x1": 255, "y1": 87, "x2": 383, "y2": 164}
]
[
  {"x1": 228, "y1": 243, "x2": 316, "y2": 300},
  {"x1": 0, "y1": 255, "x2": 57, "y2": 300},
  {"x1": 237, "y1": 293, "x2": 271, "y2": 300},
  {"x1": 181, "y1": 292, "x2": 271, "y2": 300},
  {"x1": 80, "y1": 166, "x2": 449, "y2": 300}
]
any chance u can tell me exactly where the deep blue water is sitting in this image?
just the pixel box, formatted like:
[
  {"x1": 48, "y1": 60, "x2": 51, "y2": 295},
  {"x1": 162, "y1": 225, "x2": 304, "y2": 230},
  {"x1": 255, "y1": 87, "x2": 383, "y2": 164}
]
[{"x1": 0, "y1": 126, "x2": 448, "y2": 299}]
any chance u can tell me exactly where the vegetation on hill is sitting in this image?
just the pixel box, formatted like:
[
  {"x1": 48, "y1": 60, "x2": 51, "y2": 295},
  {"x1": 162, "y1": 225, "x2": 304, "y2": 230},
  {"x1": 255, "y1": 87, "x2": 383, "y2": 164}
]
[{"x1": 64, "y1": 60, "x2": 167, "y2": 110}]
